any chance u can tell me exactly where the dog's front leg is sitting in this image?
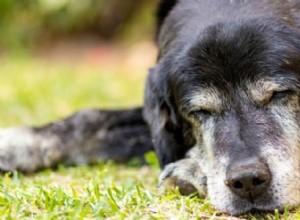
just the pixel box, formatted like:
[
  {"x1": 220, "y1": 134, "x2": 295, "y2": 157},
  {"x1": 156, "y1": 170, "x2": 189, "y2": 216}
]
[
  {"x1": 158, "y1": 158, "x2": 207, "y2": 198},
  {"x1": 0, "y1": 107, "x2": 153, "y2": 173}
]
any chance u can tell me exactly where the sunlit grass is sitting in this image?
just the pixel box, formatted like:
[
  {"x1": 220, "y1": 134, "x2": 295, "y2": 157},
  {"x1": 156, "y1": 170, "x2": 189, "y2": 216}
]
[{"x1": 0, "y1": 56, "x2": 299, "y2": 219}]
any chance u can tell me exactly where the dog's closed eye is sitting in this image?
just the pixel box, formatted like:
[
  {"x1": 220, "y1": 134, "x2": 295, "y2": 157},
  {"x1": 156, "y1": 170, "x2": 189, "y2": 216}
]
[
  {"x1": 189, "y1": 109, "x2": 212, "y2": 117},
  {"x1": 269, "y1": 90, "x2": 295, "y2": 102},
  {"x1": 188, "y1": 107, "x2": 223, "y2": 120},
  {"x1": 182, "y1": 89, "x2": 223, "y2": 118},
  {"x1": 251, "y1": 80, "x2": 298, "y2": 105}
]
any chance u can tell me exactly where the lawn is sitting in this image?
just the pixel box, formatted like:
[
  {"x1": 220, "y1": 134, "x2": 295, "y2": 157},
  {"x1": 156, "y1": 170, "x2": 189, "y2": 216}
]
[{"x1": 0, "y1": 54, "x2": 299, "y2": 219}]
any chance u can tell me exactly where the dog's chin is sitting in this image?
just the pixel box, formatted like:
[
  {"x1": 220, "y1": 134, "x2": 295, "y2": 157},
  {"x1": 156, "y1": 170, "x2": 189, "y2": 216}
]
[
  {"x1": 210, "y1": 197, "x2": 284, "y2": 216},
  {"x1": 211, "y1": 195, "x2": 300, "y2": 216},
  {"x1": 209, "y1": 186, "x2": 299, "y2": 216}
]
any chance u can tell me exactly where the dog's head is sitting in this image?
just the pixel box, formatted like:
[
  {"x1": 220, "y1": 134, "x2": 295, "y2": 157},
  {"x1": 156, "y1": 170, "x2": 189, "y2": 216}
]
[{"x1": 144, "y1": 0, "x2": 300, "y2": 215}]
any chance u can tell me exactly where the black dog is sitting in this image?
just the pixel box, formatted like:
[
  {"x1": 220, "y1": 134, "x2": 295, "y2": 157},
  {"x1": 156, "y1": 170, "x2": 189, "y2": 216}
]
[{"x1": 1, "y1": 0, "x2": 300, "y2": 215}]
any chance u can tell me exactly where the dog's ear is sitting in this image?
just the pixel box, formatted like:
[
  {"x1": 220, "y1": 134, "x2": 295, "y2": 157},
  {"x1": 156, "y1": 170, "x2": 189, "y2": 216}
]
[
  {"x1": 144, "y1": 66, "x2": 193, "y2": 168},
  {"x1": 156, "y1": 0, "x2": 178, "y2": 33}
]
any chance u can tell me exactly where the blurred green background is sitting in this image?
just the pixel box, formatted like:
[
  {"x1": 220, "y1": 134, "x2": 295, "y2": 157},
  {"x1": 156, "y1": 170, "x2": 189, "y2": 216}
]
[
  {"x1": 0, "y1": 0, "x2": 156, "y2": 52},
  {"x1": 0, "y1": 0, "x2": 158, "y2": 127}
]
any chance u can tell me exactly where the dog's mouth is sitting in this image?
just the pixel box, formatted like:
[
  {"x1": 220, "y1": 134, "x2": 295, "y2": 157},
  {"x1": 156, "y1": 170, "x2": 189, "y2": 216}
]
[
  {"x1": 235, "y1": 203, "x2": 293, "y2": 216},
  {"x1": 216, "y1": 189, "x2": 299, "y2": 216}
]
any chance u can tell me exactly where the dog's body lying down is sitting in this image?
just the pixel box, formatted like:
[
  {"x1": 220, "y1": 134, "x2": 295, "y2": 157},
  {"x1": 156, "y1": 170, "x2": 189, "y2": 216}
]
[{"x1": 1, "y1": 0, "x2": 300, "y2": 215}]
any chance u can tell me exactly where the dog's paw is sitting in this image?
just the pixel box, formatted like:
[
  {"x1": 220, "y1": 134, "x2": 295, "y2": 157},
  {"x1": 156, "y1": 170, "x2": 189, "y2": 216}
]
[
  {"x1": 0, "y1": 127, "x2": 61, "y2": 172},
  {"x1": 158, "y1": 159, "x2": 207, "y2": 198},
  {"x1": 0, "y1": 127, "x2": 35, "y2": 172}
]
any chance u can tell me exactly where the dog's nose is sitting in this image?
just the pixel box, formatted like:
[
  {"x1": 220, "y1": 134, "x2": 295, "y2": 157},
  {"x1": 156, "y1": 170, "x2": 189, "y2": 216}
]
[{"x1": 225, "y1": 158, "x2": 271, "y2": 201}]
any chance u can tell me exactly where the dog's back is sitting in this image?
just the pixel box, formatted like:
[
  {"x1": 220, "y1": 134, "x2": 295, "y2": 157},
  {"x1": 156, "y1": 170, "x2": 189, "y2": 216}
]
[{"x1": 158, "y1": 1, "x2": 300, "y2": 55}]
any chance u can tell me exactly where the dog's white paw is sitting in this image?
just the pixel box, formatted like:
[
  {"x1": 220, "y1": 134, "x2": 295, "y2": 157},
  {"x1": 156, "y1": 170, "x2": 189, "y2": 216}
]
[
  {"x1": 0, "y1": 127, "x2": 61, "y2": 172},
  {"x1": 159, "y1": 159, "x2": 207, "y2": 198},
  {"x1": 0, "y1": 127, "x2": 37, "y2": 172}
]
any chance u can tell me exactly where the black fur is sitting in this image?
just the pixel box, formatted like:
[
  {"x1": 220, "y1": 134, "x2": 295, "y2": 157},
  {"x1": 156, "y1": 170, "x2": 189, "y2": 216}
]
[
  {"x1": 145, "y1": 0, "x2": 300, "y2": 168},
  {"x1": 156, "y1": 0, "x2": 178, "y2": 36},
  {"x1": 34, "y1": 108, "x2": 153, "y2": 164},
  {"x1": 1, "y1": 0, "x2": 300, "y2": 214}
]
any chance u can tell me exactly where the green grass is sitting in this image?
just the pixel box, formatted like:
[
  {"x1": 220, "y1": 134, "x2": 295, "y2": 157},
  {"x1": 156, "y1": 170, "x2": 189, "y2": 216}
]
[
  {"x1": 0, "y1": 56, "x2": 146, "y2": 126},
  {"x1": 0, "y1": 56, "x2": 299, "y2": 219}
]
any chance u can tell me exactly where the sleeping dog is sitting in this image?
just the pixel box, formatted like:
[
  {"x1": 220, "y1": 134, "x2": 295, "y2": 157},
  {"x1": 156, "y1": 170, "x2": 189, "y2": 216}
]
[{"x1": 0, "y1": 0, "x2": 300, "y2": 215}]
